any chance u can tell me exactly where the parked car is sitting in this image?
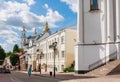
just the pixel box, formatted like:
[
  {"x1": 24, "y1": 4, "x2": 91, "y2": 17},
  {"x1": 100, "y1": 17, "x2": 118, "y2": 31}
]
[
  {"x1": 0, "y1": 68, "x2": 3, "y2": 73},
  {"x1": 0, "y1": 67, "x2": 5, "y2": 73},
  {"x1": 4, "y1": 68, "x2": 11, "y2": 73}
]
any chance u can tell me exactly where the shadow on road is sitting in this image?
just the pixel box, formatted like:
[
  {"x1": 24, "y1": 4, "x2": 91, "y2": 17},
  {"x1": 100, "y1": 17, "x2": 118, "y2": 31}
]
[
  {"x1": 107, "y1": 64, "x2": 120, "y2": 75},
  {"x1": 34, "y1": 74, "x2": 96, "y2": 80}
]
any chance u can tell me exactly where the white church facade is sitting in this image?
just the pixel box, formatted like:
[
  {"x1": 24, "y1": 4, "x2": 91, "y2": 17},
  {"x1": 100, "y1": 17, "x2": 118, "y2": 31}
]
[{"x1": 75, "y1": 0, "x2": 120, "y2": 73}]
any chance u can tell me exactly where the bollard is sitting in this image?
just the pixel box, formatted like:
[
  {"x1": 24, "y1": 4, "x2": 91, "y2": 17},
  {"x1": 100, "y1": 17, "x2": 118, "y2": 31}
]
[{"x1": 50, "y1": 71, "x2": 52, "y2": 76}]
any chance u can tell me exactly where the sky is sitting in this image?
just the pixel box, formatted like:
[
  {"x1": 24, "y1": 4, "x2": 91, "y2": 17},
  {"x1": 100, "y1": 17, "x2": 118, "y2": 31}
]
[{"x1": 0, "y1": 0, "x2": 77, "y2": 52}]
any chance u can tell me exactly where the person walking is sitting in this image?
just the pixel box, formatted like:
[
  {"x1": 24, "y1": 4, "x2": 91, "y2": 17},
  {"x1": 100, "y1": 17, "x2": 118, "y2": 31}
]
[{"x1": 28, "y1": 65, "x2": 32, "y2": 77}]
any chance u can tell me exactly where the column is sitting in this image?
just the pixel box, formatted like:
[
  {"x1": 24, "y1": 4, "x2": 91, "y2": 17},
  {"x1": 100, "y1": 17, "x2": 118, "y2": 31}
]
[
  {"x1": 77, "y1": 0, "x2": 84, "y2": 44},
  {"x1": 106, "y1": 0, "x2": 113, "y2": 63},
  {"x1": 75, "y1": 0, "x2": 85, "y2": 73},
  {"x1": 116, "y1": 0, "x2": 120, "y2": 42},
  {"x1": 116, "y1": 0, "x2": 120, "y2": 59},
  {"x1": 106, "y1": 0, "x2": 113, "y2": 42}
]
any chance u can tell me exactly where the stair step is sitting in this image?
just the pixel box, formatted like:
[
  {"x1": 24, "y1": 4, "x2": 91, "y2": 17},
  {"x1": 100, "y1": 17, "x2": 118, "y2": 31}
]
[{"x1": 86, "y1": 60, "x2": 120, "y2": 76}]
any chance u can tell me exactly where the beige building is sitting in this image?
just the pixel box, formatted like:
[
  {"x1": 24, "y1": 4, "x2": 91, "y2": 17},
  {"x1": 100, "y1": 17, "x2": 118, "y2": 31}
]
[
  {"x1": 21, "y1": 23, "x2": 76, "y2": 72},
  {"x1": 36, "y1": 26, "x2": 77, "y2": 72}
]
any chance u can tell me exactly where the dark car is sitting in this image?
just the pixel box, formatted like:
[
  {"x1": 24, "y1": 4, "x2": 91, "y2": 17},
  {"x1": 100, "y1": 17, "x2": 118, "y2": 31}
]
[
  {"x1": 0, "y1": 68, "x2": 5, "y2": 73},
  {"x1": 0, "y1": 68, "x2": 3, "y2": 73},
  {"x1": 4, "y1": 68, "x2": 11, "y2": 73}
]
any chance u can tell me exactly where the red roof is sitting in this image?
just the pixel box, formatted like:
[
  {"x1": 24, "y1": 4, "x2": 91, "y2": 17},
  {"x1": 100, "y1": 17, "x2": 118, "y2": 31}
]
[{"x1": 16, "y1": 51, "x2": 26, "y2": 56}]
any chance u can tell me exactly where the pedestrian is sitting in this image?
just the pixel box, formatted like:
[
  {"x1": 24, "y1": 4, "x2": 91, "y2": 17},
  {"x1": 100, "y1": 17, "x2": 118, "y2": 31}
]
[
  {"x1": 18, "y1": 65, "x2": 21, "y2": 71},
  {"x1": 28, "y1": 65, "x2": 32, "y2": 77}
]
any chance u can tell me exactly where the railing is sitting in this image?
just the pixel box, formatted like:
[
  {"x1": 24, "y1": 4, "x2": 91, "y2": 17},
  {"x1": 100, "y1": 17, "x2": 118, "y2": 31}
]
[{"x1": 89, "y1": 51, "x2": 117, "y2": 70}]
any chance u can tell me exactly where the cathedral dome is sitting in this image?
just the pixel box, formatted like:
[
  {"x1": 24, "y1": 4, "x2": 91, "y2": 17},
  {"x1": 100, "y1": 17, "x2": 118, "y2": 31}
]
[{"x1": 43, "y1": 22, "x2": 50, "y2": 33}]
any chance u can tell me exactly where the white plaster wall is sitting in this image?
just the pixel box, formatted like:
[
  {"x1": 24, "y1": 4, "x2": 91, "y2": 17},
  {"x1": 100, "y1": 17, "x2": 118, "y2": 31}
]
[
  {"x1": 84, "y1": 0, "x2": 106, "y2": 43},
  {"x1": 83, "y1": 45, "x2": 106, "y2": 70},
  {"x1": 75, "y1": 0, "x2": 118, "y2": 72}
]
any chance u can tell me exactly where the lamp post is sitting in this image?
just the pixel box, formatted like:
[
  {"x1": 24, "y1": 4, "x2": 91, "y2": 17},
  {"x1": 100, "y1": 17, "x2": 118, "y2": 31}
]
[
  {"x1": 49, "y1": 42, "x2": 57, "y2": 77},
  {"x1": 39, "y1": 54, "x2": 42, "y2": 74}
]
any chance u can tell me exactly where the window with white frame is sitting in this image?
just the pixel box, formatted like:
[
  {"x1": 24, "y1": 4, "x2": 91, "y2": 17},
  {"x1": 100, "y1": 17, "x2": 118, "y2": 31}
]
[{"x1": 61, "y1": 36, "x2": 65, "y2": 43}]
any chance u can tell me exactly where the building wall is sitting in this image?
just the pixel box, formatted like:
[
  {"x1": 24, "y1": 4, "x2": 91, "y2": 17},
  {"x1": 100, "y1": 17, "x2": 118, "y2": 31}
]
[
  {"x1": 75, "y1": 0, "x2": 120, "y2": 73},
  {"x1": 27, "y1": 45, "x2": 36, "y2": 70},
  {"x1": 65, "y1": 29, "x2": 77, "y2": 68},
  {"x1": 35, "y1": 28, "x2": 77, "y2": 72},
  {"x1": 46, "y1": 30, "x2": 66, "y2": 72}
]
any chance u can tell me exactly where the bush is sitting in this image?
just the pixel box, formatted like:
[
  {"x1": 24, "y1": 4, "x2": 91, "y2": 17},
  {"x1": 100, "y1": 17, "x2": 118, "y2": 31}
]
[{"x1": 63, "y1": 67, "x2": 74, "y2": 72}]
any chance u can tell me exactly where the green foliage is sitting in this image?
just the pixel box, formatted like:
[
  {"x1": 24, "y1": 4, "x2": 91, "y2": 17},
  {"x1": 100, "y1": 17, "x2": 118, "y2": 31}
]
[
  {"x1": 63, "y1": 67, "x2": 74, "y2": 72},
  {"x1": 6, "y1": 51, "x2": 12, "y2": 57},
  {"x1": 10, "y1": 44, "x2": 21, "y2": 66},
  {"x1": 63, "y1": 61, "x2": 75, "y2": 72},
  {"x1": 19, "y1": 48, "x2": 24, "y2": 52},
  {"x1": 13, "y1": 44, "x2": 20, "y2": 53},
  {"x1": 10, "y1": 53, "x2": 19, "y2": 66},
  {"x1": 0, "y1": 45, "x2": 6, "y2": 65}
]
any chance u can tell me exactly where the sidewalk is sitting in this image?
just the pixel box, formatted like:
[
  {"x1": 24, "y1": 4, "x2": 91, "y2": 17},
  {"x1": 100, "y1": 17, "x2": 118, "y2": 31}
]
[
  {"x1": 18, "y1": 71, "x2": 97, "y2": 80},
  {"x1": 0, "y1": 73, "x2": 12, "y2": 82},
  {"x1": 18, "y1": 71, "x2": 120, "y2": 82}
]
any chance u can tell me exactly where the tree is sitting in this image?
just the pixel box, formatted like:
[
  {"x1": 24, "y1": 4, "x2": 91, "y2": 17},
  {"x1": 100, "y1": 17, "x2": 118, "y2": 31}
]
[
  {"x1": 6, "y1": 51, "x2": 12, "y2": 57},
  {"x1": 10, "y1": 53, "x2": 19, "y2": 66},
  {"x1": 0, "y1": 45, "x2": 6, "y2": 65},
  {"x1": 13, "y1": 44, "x2": 20, "y2": 53},
  {"x1": 19, "y1": 48, "x2": 24, "y2": 52}
]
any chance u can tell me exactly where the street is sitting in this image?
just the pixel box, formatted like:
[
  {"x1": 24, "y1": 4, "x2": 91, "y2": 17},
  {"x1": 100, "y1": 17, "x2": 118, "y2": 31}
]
[
  {"x1": 2, "y1": 71, "x2": 120, "y2": 82},
  {"x1": 2, "y1": 71, "x2": 62, "y2": 82}
]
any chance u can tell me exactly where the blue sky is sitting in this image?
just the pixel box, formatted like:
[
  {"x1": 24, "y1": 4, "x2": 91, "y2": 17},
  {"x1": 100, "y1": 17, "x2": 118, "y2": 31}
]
[{"x1": 0, "y1": 0, "x2": 77, "y2": 52}]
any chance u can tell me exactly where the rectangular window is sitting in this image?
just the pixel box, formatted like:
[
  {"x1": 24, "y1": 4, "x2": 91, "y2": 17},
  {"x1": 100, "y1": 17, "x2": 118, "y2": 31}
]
[
  {"x1": 90, "y1": 0, "x2": 99, "y2": 11},
  {"x1": 61, "y1": 36, "x2": 65, "y2": 43},
  {"x1": 61, "y1": 65, "x2": 64, "y2": 70},
  {"x1": 57, "y1": 38, "x2": 59, "y2": 43},
  {"x1": 52, "y1": 52, "x2": 54, "y2": 59},
  {"x1": 62, "y1": 51, "x2": 65, "y2": 58}
]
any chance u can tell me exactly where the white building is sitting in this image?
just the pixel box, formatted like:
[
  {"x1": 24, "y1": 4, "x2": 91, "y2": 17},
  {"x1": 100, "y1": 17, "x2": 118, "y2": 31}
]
[
  {"x1": 75, "y1": 0, "x2": 120, "y2": 73},
  {"x1": 21, "y1": 22, "x2": 77, "y2": 72}
]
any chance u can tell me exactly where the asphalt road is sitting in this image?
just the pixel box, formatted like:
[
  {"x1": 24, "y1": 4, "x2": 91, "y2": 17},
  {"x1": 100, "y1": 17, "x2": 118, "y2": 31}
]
[{"x1": 8, "y1": 71, "x2": 62, "y2": 82}]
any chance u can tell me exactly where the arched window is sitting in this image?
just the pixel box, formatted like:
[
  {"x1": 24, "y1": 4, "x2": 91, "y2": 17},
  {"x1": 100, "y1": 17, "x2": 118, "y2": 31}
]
[{"x1": 90, "y1": 0, "x2": 99, "y2": 10}]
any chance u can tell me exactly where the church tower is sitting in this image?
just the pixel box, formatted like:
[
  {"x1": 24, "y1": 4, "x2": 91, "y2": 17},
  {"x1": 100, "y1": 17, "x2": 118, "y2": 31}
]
[
  {"x1": 34, "y1": 28, "x2": 38, "y2": 36},
  {"x1": 21, "y1": 26, "x2": 26, "y2": 48},
  {"x1": 43, "y1": 22, "x2": 50, "y2": 33},
  {"x1": 75, "y1": 0, "x2": 120, "y2": 73}
]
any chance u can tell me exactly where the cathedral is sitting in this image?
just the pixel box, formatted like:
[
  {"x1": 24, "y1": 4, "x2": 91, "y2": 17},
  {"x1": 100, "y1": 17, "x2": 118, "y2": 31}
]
[
  {"x1": 21, "y1": 22, "x2": 50, "y2": 50},
  {"x1": 75, "y1": 0, "x2": 120, "y2": 73},
  {"x1": 20, "y1": 22, "x2": 51, "y2": 70}
]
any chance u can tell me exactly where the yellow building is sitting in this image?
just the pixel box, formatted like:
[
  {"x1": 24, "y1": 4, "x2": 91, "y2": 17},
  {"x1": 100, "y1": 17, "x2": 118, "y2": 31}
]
[{"x1": 36, "y1": 26, "x2": 77, "y2": 72}]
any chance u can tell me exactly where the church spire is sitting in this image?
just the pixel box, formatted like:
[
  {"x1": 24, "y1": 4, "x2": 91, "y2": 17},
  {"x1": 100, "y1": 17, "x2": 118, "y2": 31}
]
[{"x1": 34, "y1": 28, "x2": 38, "y2": 36}]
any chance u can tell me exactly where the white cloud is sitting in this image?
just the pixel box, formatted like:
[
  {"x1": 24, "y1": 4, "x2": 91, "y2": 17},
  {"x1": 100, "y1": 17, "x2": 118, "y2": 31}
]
[
  {"x1": 44, "y1": 4, "x2": 64, "y2": 27},
  {"x1": 44, "y1": 4, "x2": 49, "y2": 9},
  {"x1": 60, "y1": 0, "x2": 77, "y2": 13},
  {"x1": 23, "y1": 0, "x2": 35, "y2": 6},
  {"x1": 0, "y1": 1, "x2": 64, "y2": 52}
]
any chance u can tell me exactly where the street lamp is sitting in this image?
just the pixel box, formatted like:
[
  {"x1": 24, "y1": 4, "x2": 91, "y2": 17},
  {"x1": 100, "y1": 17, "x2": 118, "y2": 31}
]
[{"x1": 49, "y1": 42, "x2": 57, "y2": 77}]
